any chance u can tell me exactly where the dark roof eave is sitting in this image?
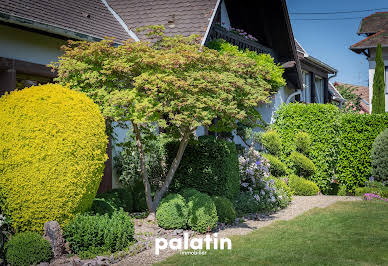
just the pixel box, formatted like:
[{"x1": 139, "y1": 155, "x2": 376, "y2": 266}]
[
  {"x1": 303, "y1": 55, "x2": 337, "y2": 74},
  {"x1": 0, "y1": 12, "x2": 122, "y2": 44}
]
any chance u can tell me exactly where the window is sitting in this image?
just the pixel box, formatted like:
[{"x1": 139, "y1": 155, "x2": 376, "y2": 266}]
[
  {"x1": 314, "y1": 76, "x2": 324, "y2": 103},
  {"x1": 302, "y1": 71, "x2": 311, "y2": 103}
]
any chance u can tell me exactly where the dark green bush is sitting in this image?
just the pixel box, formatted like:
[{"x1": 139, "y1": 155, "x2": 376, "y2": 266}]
[
  {"x1": 186, "y1": 192, "x2": 218, "y2": 233},
  {"x1": 288, "y1": 175, "x2": 319, "y2": 196},
  {"x1": 63, "y1": 210, "x2": 134, "y2": 254},
  {"x1": 181, "y1": 188, "x2": 201, "y2": 201},
  {"x1": 212, "y1": 196, "x2": 236, "y2": 224},
  {"x1": 167, "y1": 136, "x2": 239, "y2": 199},
  {"x1": 274, "y1": 103, "x2": 340, "y2": 192},
  {"x1": 262, "y1": 154, "x2": 288, "y2": 177},
  {"x1": 295, "y1": 131, "x2": 311, "y2": 155},
  {"x1": 289, "y1": 151, "x2": 316, "y2": 178},
  {"x1": 337, "y1": 114, "x2": 388, "y2": 191},
  {"x1": 261, "y1": 130, "x2": 282, "y2": 156},
  {"x1": 156, "y1": 194, "x2": 188, "y2": 229},
  {"x1": 234, "y1": 192, "x2": 259, "y2": 217},
  {"x1": 5, "y1": 232, "x2": 52, "y2": 266},
  {"x1": 371, "y1": 128, "x2": 388, "y2": 182},
  {"x1": 92, "y1": 188, "x2": 133, "y2": 215}
]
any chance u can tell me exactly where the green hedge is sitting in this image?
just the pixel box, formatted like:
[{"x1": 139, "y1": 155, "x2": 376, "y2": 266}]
[
  {"x1": 288, "y1": 175, "x2": 319, "y2": 196},
  {"x1": 273, "y1": 103, "x2": 340, "y2": 192},
  {"x1": 337, "y1": 114, "x2": 388, "y2": 191},
  {"x1": 167, "y1": 136, "x2": 240, "y2": 199},
  {"x1": 262, "y1": 154, "x2": 288, "y2": 177}
]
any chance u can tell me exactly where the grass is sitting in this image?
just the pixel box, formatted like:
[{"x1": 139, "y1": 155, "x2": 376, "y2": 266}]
[{"x1": 158, "y1": 201, "x2": 388, "y2": 265}]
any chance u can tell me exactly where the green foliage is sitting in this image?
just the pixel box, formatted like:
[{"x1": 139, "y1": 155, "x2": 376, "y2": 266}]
[
  {"x1": 234, "y1": 192, "x2": 260, "y2": 217},
  {"x1": 273, "y1": 103, "x2": 341, "y2": 192},
  {"x1": 262, "y1": 154, "x2": 288, "y2": 177},
  {"x1": 354, "y1": 187, "x2": 388, "y2": 198},
  {"x1": 212, "y1": 196, "x2": 236, "y2": 224},
  {"x1": 91, "y1": 189, "x2": 133, "y2": 215},
  {"x1": 156, "y1": 194, "x2": 188, "y2": 229},
  {"x1": 288, "y1": 175, "x2": 319, "y2": 196},
  {"x1": 186, "y1": 192, "x2": 218, "y2": 233},
  {"x1": 371, "y1": 129, "x2": 388, "y2": 182},
  {"x1": 371, "y1": 43, "x2": 386, "y2": 114},
  {"x1": 274, "y1": 178, "x2": 293, "y2": 199},
  {"x1": 181, "y1": 188, "x2": 201, "y2": 201},
  {"x1": 289, "y1": 151, "x2": 316, "y2": 178},
  {"x1": 5, "y1": 232, "x2": 52, "y2": 266},
  {"x1": 63, "y1": 210, "x2": 134, "y2": 255},
  {"x1": 337, "y1": 185, "x2": 347, "y2": 196},
  {"x1": 337, "y1": 113, "x2": 388, "y2": 191},
  {"x1": 0, "y1": 84, "x2": 108, "y2": 232},
  {"x1": 335, "y1": 83, "x2": 362, "y2": 113},
  {"x1": 261, "y1": 130, "x2": 283, "y2": 156},
  {"x1": 168, "y1": 136, "x2": 240, "y2": 200},
  {"x1": 295, "y1": 131, "x2": 311, "y2": 155}
]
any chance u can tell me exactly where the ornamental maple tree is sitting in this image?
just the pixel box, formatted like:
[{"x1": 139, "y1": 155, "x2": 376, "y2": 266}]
[{"x1": 50, "y1": 31, "x2": 285, "y2": 216}]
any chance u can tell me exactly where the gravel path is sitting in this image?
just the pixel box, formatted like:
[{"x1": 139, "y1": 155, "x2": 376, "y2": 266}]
[{"x1": 114, "y1": 196, "x2": 360, "y2": 266}]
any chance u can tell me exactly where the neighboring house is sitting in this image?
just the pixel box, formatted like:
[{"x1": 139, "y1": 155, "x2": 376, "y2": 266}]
[
  {"x1": 350, "y1": 12, "x2": 388, "y2": 113},
  {"x1": 0, "y1": 0, "x2": 336, "y2": 191},
  {"x1": 333, "y1": 81, "x2": 370, "y2": 113},
  {"x1": 329, "y1": 82, "x2": 346, "y2": 107}
]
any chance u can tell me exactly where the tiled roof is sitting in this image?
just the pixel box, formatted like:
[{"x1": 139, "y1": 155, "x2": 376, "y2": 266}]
[
  {"x1": 334, "y1": 82, "x2": 370, "y2": 113},
  {"x1": 0, "y1": 0, "x2": 131, "y2": 42},
  {"x1": 358, "y1": 12, "x2": 388, "y2": 34},
  {"x1": 108, "y1": 0, "x2": 219, "y2": 42},
  {"x1": 351, "y1": 30, "x2": 388, "y2": 50}
]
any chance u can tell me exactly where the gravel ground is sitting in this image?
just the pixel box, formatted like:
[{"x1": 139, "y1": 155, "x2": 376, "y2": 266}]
[{"x1": 114, "y1": 195, "x2": 361, "y2": 266}]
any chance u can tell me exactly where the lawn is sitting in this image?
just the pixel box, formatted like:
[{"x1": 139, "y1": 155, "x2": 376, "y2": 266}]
[{"x1": 158, "y1": 201, "x2": 388, "y2": 265}]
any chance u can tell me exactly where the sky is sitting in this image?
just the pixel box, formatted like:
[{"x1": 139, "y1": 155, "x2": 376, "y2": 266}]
[{"x1": 286, "y1": 0, "x2": 387, "y2": 86}]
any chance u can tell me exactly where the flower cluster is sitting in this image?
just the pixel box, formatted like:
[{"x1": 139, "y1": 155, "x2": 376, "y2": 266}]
[
  {"x1": 363, "y1": 193, "x2": 388, "y2": 202},
  {"x1": 230, "y1": 27, "x2": 258, "y2": 42}
]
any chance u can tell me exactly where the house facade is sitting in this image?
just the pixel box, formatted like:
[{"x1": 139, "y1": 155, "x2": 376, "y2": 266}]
[
  {"x1": 0, "y1": 0, "x2": 337, "y2": 192},
  {"x1": 350, "y1": 12, "x2": 388, "y2": 113}
]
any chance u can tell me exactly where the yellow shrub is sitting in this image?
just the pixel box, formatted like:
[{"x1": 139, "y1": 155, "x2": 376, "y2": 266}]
[{"x1": 0, "y1": 84, "x2": 108, "y2": 232}]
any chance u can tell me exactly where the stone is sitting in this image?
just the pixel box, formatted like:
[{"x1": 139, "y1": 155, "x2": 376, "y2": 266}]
[
  {"x1": 95, "y1": 256, "x2": 110, "y2": 266},
  {"x1": 43, "y1": 221, "x2": 66, "y2": 258},
  {"x1": 37, "y1": 263, "x2": 50, "y2": 266}
]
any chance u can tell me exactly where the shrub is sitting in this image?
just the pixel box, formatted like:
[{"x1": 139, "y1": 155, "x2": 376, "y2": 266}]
[
  {"x1": 337, "y1": 114, "x2": 388, "y2": 191},
  {"x1": 288, "y1": 175, "x2": 319, "y2": 196},
  {"x1": 186, "y1": 192, "x2": 218, "y2": 233},
  {"x1": 337, "y1": 185, "x2": 347, "y2": 196},
  {"x1": 156, "y1": 194, "x2": 188, "y2": 229},
  {"x1": 0, "y1": 84, "x2": 108, "y2": 232},
  {"x1": 273, "y1": 103, "x2": 340, "y2": 193},
  {"x1": 212, "y1": 196, "x2": 236, "y2": 224},
  {"x1": 262, "y1": 154, "x2": 288, "y2": 177},
  {"x1": 289, "y1": 152, "x2": 316, "y2": 178},
  {"x1": 355, "y1": 187, "x2": 388, "y2": 198},
  {"x1": 91, "y1": 189, "x2": 133, "y2": 215},
  {"x1": 167, "y1": 136, "x2": 240, "y2": 200},
  {"x1": 63, "y1": 210, "x2": 134, "y2": 255},
  {"x1": 5, "y1": 232, "x2": 52, "y2": 266},
  {"x1": 274, "y1": 178, "x2": 293, "y2": 199},
  {"x1": 234, "y1": 192, "x2": 260, "y2": 217},
  {"x1": 181, "y1": 188, "x2": 201, "y2": 201},
  {"x1": 371, "y1": 128, "x2": 388, "y2": 182},
  {"x1": 261, "y1": 130, "x2": 282, "y2": 156},
  {"x1": 295, "y1": 131, "x2": 311, "y2": 155}
]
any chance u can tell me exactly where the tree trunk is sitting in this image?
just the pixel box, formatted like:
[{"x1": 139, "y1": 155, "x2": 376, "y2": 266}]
[{"x1": 132, "y1": 122, "x2": 155, "y2": 214}]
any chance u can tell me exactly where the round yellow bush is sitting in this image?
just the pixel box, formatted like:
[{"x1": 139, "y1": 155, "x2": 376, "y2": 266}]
[{"x1": 0, "y1": 84, "x2": 108, "y2": 232}]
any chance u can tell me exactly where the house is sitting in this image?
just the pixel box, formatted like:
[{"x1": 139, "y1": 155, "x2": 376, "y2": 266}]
[
  {"x1": 334, "y1": 82, "x2": 370, "y2": 113},
  {"x1": 350, "y1": 12, "x2": 388, "y2": 113},
  {"x1": 0, "y1": 0, "x2": 337, "y2": 192}
]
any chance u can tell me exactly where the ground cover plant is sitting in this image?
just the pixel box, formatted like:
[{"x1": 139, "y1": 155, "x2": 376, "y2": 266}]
[
  {"x1": 158, "y1": 201, "x2": 388, "y2": 265},
  {"x1": 51, "y1": 29, "x2": 285, "y2": 216}
]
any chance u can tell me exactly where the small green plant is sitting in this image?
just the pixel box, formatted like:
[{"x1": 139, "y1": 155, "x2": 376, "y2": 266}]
[
  {"x1": 262, "y1": 130, "x2": 282, "y2": 156},
  {"x1": 234, "y1": 192, "x2": 260, "y2": 217},
  {"x1": 156, "y1": 194, "x2": 188, "y2": 229},
  {"x1": 337, "y1": 185, "x2": 347, "y2": 196},
  {"x1": 91, "y1": 188, "x2": 133, "y2": 215},
  {"x1": 186, "y1": 192, "x2": 218, "y2": 233},
  {"x1": 5, "y1": 232, "x2": 52, "y2": 266},
  {"x1": 288, "y1": 175, "x2": 319, "y2": 196},
  {"x1": 289, "y1": 151, "x2": 316, "y2": 178},
  {"x1": 212, "y1": 196, "x2": 236, "y2": 224},
  {"x1": 262, "y1": 154, "x2": 288, "y2": 177},
  {"x1": 295, "y1": 131, "x2": 311, "y2": 155},
  {"x1": 371, "y1": 129, "x2": 388, "y2": 182},
  {"x1": 63, "y1": 210, "x2": 135, "y2": 255},
  {"x1": 181, "y1": 188, "x2": 201, "y2": 201}
]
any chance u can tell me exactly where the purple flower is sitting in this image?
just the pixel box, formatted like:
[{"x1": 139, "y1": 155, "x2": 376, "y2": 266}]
[{"x1": 369, "y1": 176, "x2": 375, "y2": 182}]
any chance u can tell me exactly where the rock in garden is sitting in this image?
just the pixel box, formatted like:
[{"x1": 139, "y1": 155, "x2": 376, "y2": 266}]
[{"x1": 43, "y1": 221, "x2": 66, "y2": 258}]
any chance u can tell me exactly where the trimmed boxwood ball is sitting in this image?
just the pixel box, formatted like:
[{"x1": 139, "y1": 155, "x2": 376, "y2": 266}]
[
  {"x1": 262, "y1": 154, "x2": 288, "y2": 177},
  {"x1": 371, "y1": 128, "x2": 388, "y2": 182},
  {"x1": 262, "y1": 130, "x2": 282, "y2": 156},
  {"x1": 212, "y1": 196, "x2": 236, "y2": 224},
  {"x1": 156, "y1": 194, "x2": 188, "y2": 229},
  {"x1": 181, "y1": 188, "x2": 201, "y2": 201},
  {"x1": 288, "y1": 175, "x2": 319, "y2": 196},
  {"x1": 5, "y1": 231, "x2": 53, "y2": 266},
  {"x1": 289, "y1": 151, "x2": 316, "y2": 178},
  {"x1": 0, "y1": 84, "x2": 108, "y2": 232},
  {"x1": 295, "y1": 131, "x2": 311, "y2": 155},
  {"x1": 186, "y1": 192, "x2": 218, "y2": 233}
]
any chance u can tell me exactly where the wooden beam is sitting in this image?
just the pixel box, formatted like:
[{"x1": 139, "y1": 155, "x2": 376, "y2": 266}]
[
  {"x1": 324, "y1": 78, "x2": 329, "y2": 103},
  {"x1": 0, "y1": 68, "x2": 16, "y2": 96},
  {"x1": 310, "y1": 72, "x2": 316, "y2": 103},
  {"x1": 0, "y1": 57, "x2": 56, "y2": 78}
]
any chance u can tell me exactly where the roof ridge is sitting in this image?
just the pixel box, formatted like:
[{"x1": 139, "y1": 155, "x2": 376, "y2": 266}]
[{"x1": 351, "y1": 30, "x2": 385, "y2": 48}]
